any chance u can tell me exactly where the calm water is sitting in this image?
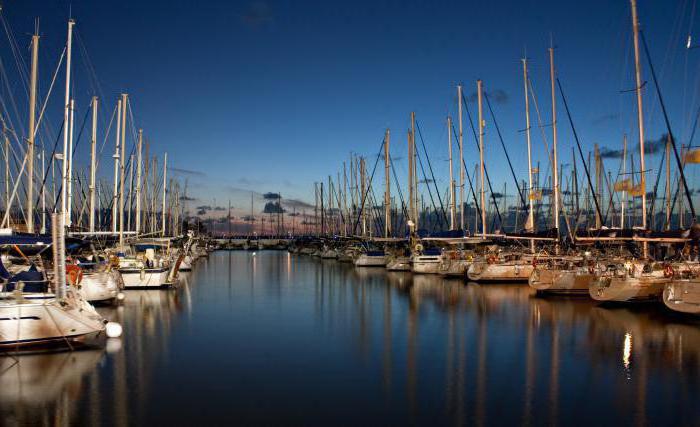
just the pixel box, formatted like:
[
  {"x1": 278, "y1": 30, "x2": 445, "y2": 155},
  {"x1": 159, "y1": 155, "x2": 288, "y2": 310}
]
[{"x1": 2, "y1": 250, "x2": 700, "y2": 426}]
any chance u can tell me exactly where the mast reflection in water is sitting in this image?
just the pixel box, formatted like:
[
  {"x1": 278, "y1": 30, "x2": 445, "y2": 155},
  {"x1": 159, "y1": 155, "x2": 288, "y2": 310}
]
[{"x1": 1, "y1": 251, "x2": 700, "y2": 425}]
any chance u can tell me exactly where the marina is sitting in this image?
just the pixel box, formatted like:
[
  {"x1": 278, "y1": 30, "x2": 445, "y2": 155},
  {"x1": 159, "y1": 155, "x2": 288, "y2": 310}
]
[{"x1": 2, "y1": 0, "x2": 700, "y2": 425}]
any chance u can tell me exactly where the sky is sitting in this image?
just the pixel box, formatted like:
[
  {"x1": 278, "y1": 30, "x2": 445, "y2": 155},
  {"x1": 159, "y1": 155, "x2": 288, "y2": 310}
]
[{"x1": 1, "y1": 0, "x2": 699, "y2": 229}]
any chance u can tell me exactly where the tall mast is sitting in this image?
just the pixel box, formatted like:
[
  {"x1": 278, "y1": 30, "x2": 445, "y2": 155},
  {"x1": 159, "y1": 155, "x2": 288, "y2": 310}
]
[
  {"x1": 631, "y1": 0, "x2": 648, "y2": 257},
  {"x1": 411, "y1": 112, "x2": 418, "y2": 230},
  {"x1": 477, "y1": 80, "x2": 486, "y2": 238},
  {"x1": 135, "y1": 129, "x2": 142, "y2": 234},
  {"x1": 522, "y1": 58, "x2": 535, "y2": 238},
  {"x1": 458, "y1": 85, "x2": 465, "y2": 231},
  {"x1": 595, "y1": 144, "x2": 601, "y2": 229},
  {"x1": 151, "y1": 157, "x2": 156, "y2": 234},
  {"x1": 40, "y1": 149, "x2": 46, "y2": 233},
  {"x1": 665, "y1": 134, "x2": 671, "y2": 229},
  {"x1": 343, "y1": 161, "x2": 348, "y2": 237},
  {"x1": 67, "y1": 99, "x2": 75, "y2": 226},
  {"x1": 89, "y1": 96, "x2": 98, "y2": 232},
  {"x1": 112, "y1": 99, "x2": 122, "y2": 233},
  {"x1": 162, "y1": 152, "x2": 167, "y2": 236},
  {"x1": 61, "y1": 19, "x2": 74, "y2": 225},
  {"x1": 26, "y1": 29, "x2": 39, "y2": 233},
  {"x1": 119, "y1": 93, "x2": 127, "y2": 248},
  {"x1": 549, "y1": 46, "x2": 560, "y2": 240},
  {"x1": 447, "y1": 116, "x2": 456, "y2": 230},
  {"x1": 407, "y1": 129, "x2": 414, "y2": 229},
  {"x1": 384, "y1": 128, "x2": 391, "y2": 238},
  {"x1": 360, "y1": 158, "x2": 366, "y2": 236},
  {"x1": 621, "y1": 135, "x2": 627, "y2": 228}
]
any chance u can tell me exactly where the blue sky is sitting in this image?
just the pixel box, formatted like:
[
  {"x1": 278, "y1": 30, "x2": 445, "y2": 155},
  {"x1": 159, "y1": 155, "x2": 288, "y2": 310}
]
[{"x1": 2, "y1": 0, "x2": 700, "y2": 219}]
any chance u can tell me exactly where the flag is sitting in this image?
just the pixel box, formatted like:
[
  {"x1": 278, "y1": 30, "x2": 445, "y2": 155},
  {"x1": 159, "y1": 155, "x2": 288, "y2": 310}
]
[
  {"x1": 684, "y1": 148, "x2": 700, "y2": 164},
  {"x1": 614, "y1": 178, "x2": 632, "y2": 192},
  {"x1": 627, "y1": 183, "x2": 644, "y2": 197},
  {"x1": 529, "y1": 190, "x2": 542, "y2": 201}
]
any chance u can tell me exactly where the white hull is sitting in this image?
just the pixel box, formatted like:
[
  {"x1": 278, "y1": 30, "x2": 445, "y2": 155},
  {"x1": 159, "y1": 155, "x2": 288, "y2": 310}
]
[
  {"x1": 386, "y1": 256, "x2": 411, "y2": 271},
  {"x1": 529, "y1": 269, "x2": 594, "y2": 295},
  {"x1": 590, "y1": 275, "x2": 668, "y2": 302},
  {"x1": 412, "y1": 256, "x2": 441, "y2": 274},
  {"x1": 179, "y1": 255, "x2": 193, "y2": 271},
  {"x1": 119, "y1": 268, "x2": 171, "y2": 288},
  {"x1": 354, "y1": 254, "x2": 386, "y2": 267},
  {"x1": 467, "y1": 262, "x2": 533, "y2": 282},
  {"x1": 79, "y1": 270, "x2": 121, "y2": 303},
  {"x1": 438, "y1": 259, "x2": 470, "y2": 277},
  {"x1": 0, "y1": 297, "x2": 105, "y2": 348},
  {"x1": 663, "y1": 280, "x2": 700, "y2": 314}
]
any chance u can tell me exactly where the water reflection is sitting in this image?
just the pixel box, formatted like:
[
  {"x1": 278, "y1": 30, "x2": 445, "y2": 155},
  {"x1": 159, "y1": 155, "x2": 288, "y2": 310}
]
[{"x1": 1, "y1": 251, "x2": 700, "y2": 425}]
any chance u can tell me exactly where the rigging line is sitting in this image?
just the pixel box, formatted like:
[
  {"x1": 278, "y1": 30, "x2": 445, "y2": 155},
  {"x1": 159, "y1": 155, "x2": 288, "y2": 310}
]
[
  {"x1": 641, "y1": 30, "x2": 696, "y2": 220},
  {"x1": 352, "y1": 140, "x2": 384, "y2": 234},
  {"x1": 556, "y1": 77, "x2": 604, "y2": 229},
  {"x1": 36, "y1": 104, "x2": 89, "y2": 210},
  {"x1": 34, "y1": 47, "x2": 66, "y2": 140},
  {"x1": 649, "y1": 142, "x2": 667, "y2": 227},
  {"x1": 415, "y1": 120, "x2": 449, "y2": 227},
  {"x1": 388, "y1": 153, "x2": 409, "y2": 233},
  {"x1": 670, "y1": 104, "x2": 700, "y2": 216},
  {"x1": 450, "y1": 123, "x2": 482, "y2": 225},
  {"x1": 459, "y1": 90, "x2": 503, "y2": 228},
  {"x1": 483, "y1": 92, "x2": 527, "y2": 211},
  {"x1": 414, "y1": 126, "x2": 443, "y2": 229}
]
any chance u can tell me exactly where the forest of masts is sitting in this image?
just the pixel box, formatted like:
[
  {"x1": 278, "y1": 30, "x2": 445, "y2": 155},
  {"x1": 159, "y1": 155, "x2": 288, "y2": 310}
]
[
  {"x1": 0, "y1": 17, "x2": 185, "y2": 240},
  {"x1": 310, "y1": 0, "x2": 699, "y2": 242}
]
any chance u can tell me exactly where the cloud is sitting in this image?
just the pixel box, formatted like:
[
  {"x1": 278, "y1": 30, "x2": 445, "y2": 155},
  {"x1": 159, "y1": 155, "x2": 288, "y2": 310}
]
[
  {"x1": 599, "y1": 133, "x2": 668, "y2": 159},
  {"x1": 263, "y1": 201, "x2": 285, "y2": 214},
  {"x1": 180, "y1": 195, "x2": 196, "y2": 201},
  {"x1": 592, "y1": 112, "x2": 620, "y2": 125},
  {"x1": 196, "y1": 205, "x2": 212, "y2": 211},
  {"x1": 283, "y1": 198, "x2": 314, "y2": 211},
  {"x1": 240, "y1": 1, "x2": 273, "y2": 28},
  {"x1": 469, "y1": 89, "x2": 509, "y2": 104},
  {"x1": 263, "y1": 192, "x2": 281, "y2": 200},
  {"x1": 170, "y1": 167, "x2": 205, "y2": 177},
  {"x1": 419, "y1": 178, "x2": 434, "y2": 185},
  {"x1": 213, "y1": 206, "x2": 227, "y2": 211},
  {"x1": 236, "y1": 177, "x2": 265, "y2": 186}
]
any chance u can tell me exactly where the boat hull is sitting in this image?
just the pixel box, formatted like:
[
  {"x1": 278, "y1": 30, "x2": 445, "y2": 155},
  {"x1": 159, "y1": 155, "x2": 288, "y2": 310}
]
[
  {"x1": 529, "y1": 269, "x2": 594, "y2": 295},
  {"x1": 0, "y1": 298, "x2": 105, "y2": 349},
  {"x1": 663, "y1": 280, "x2": 700, "y2": 314},
  {"x1": 589, "y1": 275, "x2": 668, "y2": 302},
  {"x1": 467, "y1": 262, "x2": 533, "y2": 282},
  {"x1": 354, "y1": 254, "x2": 386, "y2": 267},
  {"x1": 79, "y1": 270, "x2": 121, "y2": 303},
  {"x1": 119, "y1": 268, "x2": 171, "y2": 288}
]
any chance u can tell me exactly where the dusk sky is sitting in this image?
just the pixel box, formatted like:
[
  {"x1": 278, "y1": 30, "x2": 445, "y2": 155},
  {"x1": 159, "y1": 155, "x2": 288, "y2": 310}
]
[{"x1": 2, "y1": 0, "x2": 699, "y2": 220}]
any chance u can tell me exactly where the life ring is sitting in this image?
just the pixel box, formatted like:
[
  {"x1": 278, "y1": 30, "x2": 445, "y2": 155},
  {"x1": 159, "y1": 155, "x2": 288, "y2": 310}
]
[
  {"x1": 487, "y1": 255, "x2": 497, "y2": 264},
  {"x1": 415, "y1": 243, "x2": 424, "y2": 252},
  {"x1": 66, "y1": 264, "x2": 83, "y2": 286},
  {"x1": 532, "y1": 258, "x2": 538, "y2": 267},
  {"x1": 664, "y1": 264, "x2": 674, "y2": 278}
]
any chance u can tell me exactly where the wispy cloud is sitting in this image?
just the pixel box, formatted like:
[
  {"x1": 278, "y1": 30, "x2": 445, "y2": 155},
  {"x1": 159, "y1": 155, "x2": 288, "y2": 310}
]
[
  {"x1": 599, "y1": 133, "x2": 667, "y2": 159},
  {"x1": 170, "y1": 167, "x2": 206, "y2": 177},
  {"x1": 240, "y1": 1, "x2": 274, "y2": 28}
]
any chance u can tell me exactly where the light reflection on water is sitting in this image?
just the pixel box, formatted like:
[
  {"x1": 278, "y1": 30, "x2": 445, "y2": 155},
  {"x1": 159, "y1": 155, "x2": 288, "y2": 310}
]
[{"x1": 1, "y1": 250, "x2": 700, "y2": 425}]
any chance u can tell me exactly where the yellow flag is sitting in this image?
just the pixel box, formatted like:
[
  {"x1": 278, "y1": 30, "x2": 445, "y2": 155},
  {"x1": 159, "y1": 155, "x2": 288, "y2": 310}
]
[
  {"x1": 684, "y1": 148, "x2": 700, "y2": 164},
  {"x1": 614, "y1": 179, "x2": 632, "y2": 192},
  {"x1": 627, "y1": 183, "x2": 644, "y2": 197},
  {"x1": 529, "y1": 190, "x2": 542, "y2": 201}
]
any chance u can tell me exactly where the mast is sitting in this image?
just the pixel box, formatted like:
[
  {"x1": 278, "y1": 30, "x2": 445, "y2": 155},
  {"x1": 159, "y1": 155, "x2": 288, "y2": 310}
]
[
  {"x1": 458, "y1": 85, "x2": 465, "y2": 231},
  {"x1": 343, "y1": 161, "x2": 348, "y2": 237},
  {"x1": 621, "y1": 135, "x2": 627, "y2": 229},
  {"x1": 360, "y1": 158, "x2": 366, "y2": 236},
  {"x1": 477, "y1": 80, "x2": 486, "y2": 238},
  {"x1": 135, "y1": 129, "x2": 142, "y2": 234},
  {"x1": 549, "y1": 46, "x2": 560, "y2": 241},
  {"x1": 61, "y1": 19, "x2": 74, "y2": 226},
  {"x1": 67, "y1": 99, "x2": 75, "y2": 226},
  {"x1": 384, "y1": 128, "x2": 391, "y2": 238},
  {"x1": 631, "y1": 0, "x2": 648, "y2": 257},
  {"x1": 119, "y1": 93, "x2": 127, "y2": 248},
  {"x1": 411, "y1": 111, "x2": 418, "y2": 230},
  {"x1": 407, "y1": 129, "x2": 414, "y2": 229},
  {"x1": 89, "y1": 97, "x2": 98, "y2": 232},
  {"x1": 112, "y1": 99, "x2": 122, "y2": 233},
  {"x1": 665, "y1": 134, "x2": 671, "y2": 229},
  {"x1": 26, "y1": 29, "x2": 39, "y2": 233},
  {"x1": 447, "y1": 116, "x2": 457, "y2": 230},
  {"x1": 595, "y1": 144, "x2": 601, "y2": 229},
  {"x1": 162, "y1": 153, "x2": 167, "y2": 236},
  {"x1": 40, "y1": 149, "x2": 46, "y2": 233},
  {"x1": 522, "y1": 58, "x2": 535, "y2": 239}
]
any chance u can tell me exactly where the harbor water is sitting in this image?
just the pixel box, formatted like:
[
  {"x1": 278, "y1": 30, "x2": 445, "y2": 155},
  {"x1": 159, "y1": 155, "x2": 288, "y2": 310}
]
[{"x1": 2, "y1": 250, "x2": 700, "y2": 425}]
